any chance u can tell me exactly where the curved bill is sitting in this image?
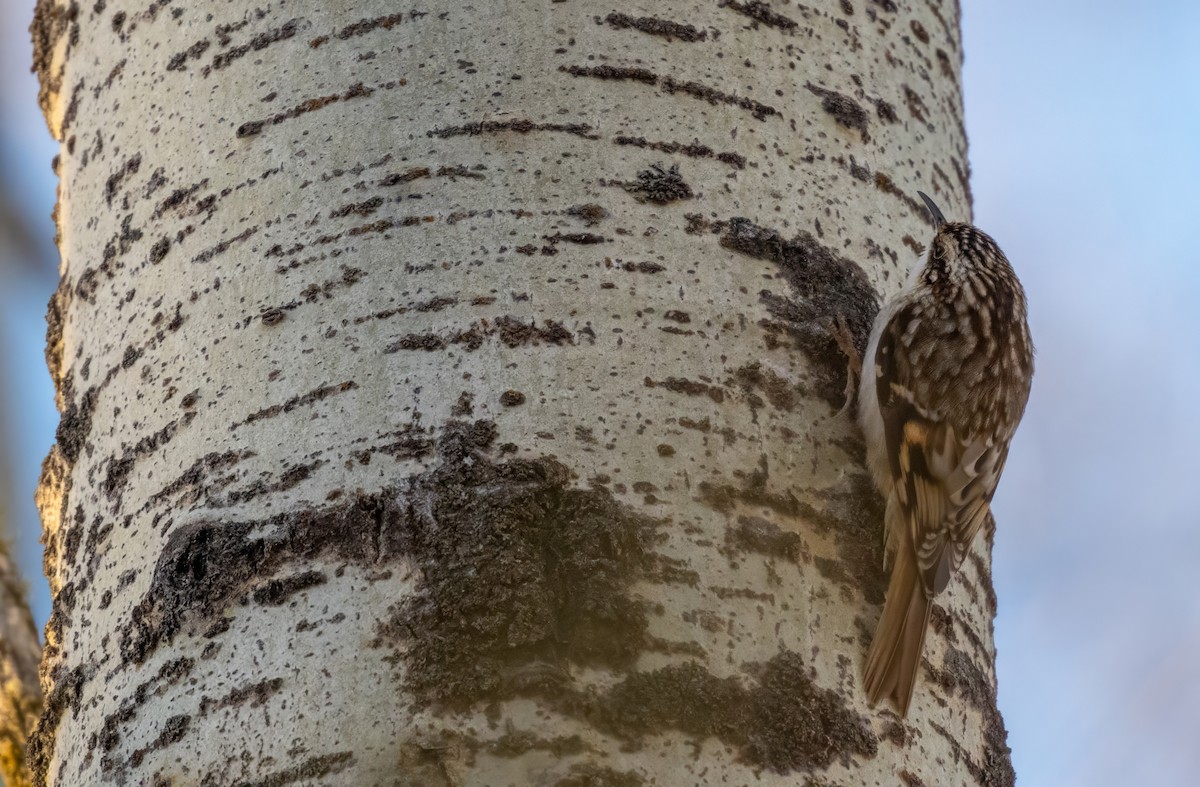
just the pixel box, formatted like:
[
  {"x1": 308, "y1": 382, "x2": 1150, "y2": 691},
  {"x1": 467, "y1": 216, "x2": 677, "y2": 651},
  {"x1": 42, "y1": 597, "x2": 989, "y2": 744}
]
[{"x1": 916, "y1": 191, "x2": 946, "y2": 227}]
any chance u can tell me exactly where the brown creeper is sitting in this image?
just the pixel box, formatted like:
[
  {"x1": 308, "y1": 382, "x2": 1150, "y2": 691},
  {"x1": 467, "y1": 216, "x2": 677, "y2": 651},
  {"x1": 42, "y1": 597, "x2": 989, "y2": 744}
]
[{"x1": 859, "y1": 192, "x2": 1034, "y2": 716}]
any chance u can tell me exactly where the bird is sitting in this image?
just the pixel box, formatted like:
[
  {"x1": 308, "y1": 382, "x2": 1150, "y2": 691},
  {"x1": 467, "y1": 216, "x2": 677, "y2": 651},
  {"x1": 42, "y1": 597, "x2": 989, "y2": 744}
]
[{"x1": 858, "y1": 191, "x2": 1034, "y2": 716}]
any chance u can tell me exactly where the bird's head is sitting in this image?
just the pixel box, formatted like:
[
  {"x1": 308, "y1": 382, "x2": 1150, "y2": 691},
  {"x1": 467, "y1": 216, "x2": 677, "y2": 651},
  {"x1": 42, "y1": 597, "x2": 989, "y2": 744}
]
[{"x1": 917, "y1": 191, "x2": 1012, "y2": 285}]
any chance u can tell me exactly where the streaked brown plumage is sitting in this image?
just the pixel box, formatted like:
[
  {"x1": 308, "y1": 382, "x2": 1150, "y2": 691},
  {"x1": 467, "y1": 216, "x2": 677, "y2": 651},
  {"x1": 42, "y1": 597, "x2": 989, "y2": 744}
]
[{"x1": 858, "y1": 192, "x2": 1034, "y2": 716}]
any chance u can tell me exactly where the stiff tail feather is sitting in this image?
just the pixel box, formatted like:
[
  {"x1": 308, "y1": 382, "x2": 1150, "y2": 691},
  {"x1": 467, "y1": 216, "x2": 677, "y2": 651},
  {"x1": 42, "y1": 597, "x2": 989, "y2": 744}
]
[{"x1": 863, "y1": 545, "x2": 931, "y2": 716}]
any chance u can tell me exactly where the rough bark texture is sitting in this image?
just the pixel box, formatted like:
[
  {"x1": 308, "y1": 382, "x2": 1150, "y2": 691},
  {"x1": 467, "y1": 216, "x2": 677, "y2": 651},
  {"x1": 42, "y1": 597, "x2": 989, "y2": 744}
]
[{"x1": 31, "y1": 0, "x2": 1012, "y2": 785}]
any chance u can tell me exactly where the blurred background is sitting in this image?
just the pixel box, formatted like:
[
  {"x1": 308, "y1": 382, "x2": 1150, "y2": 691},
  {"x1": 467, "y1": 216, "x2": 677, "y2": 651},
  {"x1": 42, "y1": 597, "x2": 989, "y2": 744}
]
[
  {"x1": 2, "y1": 2, "x2": 1198, "y2": 785},
  {"x1": 0, "y1": 4, "x2": 60, "y2": 626}
]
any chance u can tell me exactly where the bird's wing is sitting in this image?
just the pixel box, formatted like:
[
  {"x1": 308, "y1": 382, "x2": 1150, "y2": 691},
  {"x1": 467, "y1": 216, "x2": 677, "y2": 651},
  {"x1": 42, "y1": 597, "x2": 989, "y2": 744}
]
[{"x1": 875, "y1": 305, "x2": 1008, "y2": 596}]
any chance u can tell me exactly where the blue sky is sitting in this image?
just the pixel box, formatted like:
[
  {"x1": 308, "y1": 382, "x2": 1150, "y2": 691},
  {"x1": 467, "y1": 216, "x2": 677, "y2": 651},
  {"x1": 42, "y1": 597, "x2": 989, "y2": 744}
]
[
  {"x1": 2, "y1": 3, "x2": 1198, "y2": 784},
  {"x1": 965, "y1": 3, "x2": 1200, "y2": 785}
]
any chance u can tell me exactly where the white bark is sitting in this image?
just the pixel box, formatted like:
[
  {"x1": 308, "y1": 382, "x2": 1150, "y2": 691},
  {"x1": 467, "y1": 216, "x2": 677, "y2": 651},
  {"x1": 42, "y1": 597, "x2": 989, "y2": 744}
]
[{"x1": 30, "y1": 0, "x2": 1012, "y2": 785}]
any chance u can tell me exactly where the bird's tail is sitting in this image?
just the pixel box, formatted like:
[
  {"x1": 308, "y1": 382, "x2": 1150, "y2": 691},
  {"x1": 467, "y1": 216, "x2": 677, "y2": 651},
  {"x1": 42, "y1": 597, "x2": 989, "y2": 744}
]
[{"x1": 864, "y1": 544, "x2": 930, "y2": 717}]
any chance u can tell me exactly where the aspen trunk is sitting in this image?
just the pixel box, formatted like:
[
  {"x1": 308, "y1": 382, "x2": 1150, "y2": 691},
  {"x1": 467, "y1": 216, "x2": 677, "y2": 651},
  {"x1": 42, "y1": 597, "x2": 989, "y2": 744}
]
[{"x1": 29, "y1": 0, "x2": 1013, "y2": 784}]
